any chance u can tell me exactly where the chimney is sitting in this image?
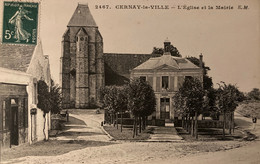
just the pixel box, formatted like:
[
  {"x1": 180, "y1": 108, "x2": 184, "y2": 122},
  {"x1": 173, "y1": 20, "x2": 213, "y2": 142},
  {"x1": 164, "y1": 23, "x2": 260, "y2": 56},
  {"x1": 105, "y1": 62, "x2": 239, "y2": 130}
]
[
  {"x1": 199, "y1": 53, "x2": 203, "y2": 68},
  {"x1": 164, "y1": 38, "x2": 171, "y2": 53}
]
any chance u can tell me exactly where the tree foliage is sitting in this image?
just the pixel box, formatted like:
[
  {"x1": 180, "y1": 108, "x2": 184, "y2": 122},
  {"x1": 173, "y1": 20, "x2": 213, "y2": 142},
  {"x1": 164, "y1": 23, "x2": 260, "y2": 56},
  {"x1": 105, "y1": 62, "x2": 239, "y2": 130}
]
[
  {"x1": 186, "y1": 56, "x2": 213, "y2": 90},
  {"x1": 49, "y1": 79, "x2": 62, "y2": 114},
  {"x1": 174, "y1": 77, "x2": 205, "y2": 117},
  {"x1": 127, "y1": 79, "x2": 156, "y2": 118},
  {"x1": 37, "y1": 79, "x2": 62, "y2": 115},
  {"x1": 152, "y1": 44, "x2": 182, "y2": 57},
  {"x1": 215, "y1": 82, "x2": 240, "y2": 137},
  {"x1": 37, "y1": 80, "x2": 50, "y2": 115},
  {"x1": 216, "y1": 82, "x2": 241, "y2": 113},
  {"x1": 102, "y1": 85, "x2": 128, "y2": 114},
  {"x1": 248, "y1": 88, "x2": 260, "y2": 100},
  {"x1": 173, "y1": 77, "x2": 205, "y2": 139}
]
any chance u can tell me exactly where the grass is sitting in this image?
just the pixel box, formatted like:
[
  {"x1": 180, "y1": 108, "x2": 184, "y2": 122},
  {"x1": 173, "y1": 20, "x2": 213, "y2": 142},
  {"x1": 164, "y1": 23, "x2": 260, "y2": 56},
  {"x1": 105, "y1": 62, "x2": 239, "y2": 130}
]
[
  {"x1": 103, "y1": 125, "x2": 153, "y2": 140},
  {"x1": 175, "y1": 127, "x2": 245, "y2": 141}
]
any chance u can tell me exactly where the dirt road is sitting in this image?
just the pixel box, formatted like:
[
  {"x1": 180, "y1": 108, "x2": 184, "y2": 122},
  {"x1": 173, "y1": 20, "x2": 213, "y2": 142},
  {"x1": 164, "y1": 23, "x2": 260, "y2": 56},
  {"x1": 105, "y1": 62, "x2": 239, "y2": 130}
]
[{"x1": 1, "y1": 110, "x2": 259, "y2": 164}]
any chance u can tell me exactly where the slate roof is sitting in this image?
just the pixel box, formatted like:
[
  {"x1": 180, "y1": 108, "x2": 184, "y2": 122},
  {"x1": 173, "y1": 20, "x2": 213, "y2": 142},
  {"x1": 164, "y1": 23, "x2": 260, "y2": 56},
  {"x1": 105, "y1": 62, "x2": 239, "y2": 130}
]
[
  {"x1": 0, "y1": 44, "x2": 35, "y2": 72},
  {"x1": 67, "y1": 4, "x2": 97, "y2": 27},
  {"x1": 104, "y1": 53, "x2": 151, "y2": 76},
  {"x1": 104, "y1": 53, "x2": 151, "y2": 85},
  {"x1": 133, "y1": 52, "x2": 199, "y2": 71}
]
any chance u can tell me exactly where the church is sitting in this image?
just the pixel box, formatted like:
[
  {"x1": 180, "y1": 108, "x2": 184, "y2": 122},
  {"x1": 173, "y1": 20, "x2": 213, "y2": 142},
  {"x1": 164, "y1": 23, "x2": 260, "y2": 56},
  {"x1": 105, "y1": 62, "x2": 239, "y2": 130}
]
[{"x1": 60, "y1": 4, "x2": 203, "y2": 117}]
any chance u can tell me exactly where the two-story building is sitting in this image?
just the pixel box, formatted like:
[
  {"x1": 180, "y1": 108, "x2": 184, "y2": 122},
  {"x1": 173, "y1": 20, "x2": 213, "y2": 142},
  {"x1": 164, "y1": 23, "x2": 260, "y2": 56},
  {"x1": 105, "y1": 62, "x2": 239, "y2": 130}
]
[{"x1": 130, "y1": 40, "x2": 203, "y2": 122}]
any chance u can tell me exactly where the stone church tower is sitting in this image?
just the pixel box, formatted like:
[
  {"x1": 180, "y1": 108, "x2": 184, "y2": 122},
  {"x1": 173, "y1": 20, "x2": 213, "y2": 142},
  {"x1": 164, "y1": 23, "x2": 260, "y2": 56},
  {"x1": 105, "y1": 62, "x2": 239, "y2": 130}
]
[{"x1": 60, "y1": 4, "x2": 104, "y2": 108}]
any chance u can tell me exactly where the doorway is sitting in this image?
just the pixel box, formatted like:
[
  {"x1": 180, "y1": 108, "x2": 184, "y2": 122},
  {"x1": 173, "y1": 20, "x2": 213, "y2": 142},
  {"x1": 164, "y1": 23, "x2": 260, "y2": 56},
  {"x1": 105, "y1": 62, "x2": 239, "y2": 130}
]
[
  {"x1": 10, "y1": 99, "x2": 19, "y2": 146},
  {"x1": 160, "y1": 98, "x2": 170, "y2": 119}
]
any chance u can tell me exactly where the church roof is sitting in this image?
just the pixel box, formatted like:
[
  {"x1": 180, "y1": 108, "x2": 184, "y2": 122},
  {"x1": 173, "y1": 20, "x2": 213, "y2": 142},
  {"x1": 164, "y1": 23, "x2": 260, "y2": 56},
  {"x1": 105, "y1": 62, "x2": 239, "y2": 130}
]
[
  {"x1": 133, "y1": 52, "x2": 200, "y2": 71},
  {"x1": 0, "y1": 44, "x2": 36, "y2": 72},
  {"x1": 67, "y1": 4, "x2": 97, "y2": 27}
]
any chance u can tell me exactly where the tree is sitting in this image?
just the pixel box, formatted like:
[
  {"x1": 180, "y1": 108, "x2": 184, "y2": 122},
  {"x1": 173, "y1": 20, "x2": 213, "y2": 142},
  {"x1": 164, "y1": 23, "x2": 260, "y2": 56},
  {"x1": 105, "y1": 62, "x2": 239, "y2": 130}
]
[
  {"x1": 37, "y1": 80, "x2": 50, "y2": 140},
  {"x1": 173, "y1": 77, "x2": 205, "y2": 139},
  {"x1": 127, "y1": 79, "x2": 156, "y2": 137},
  {"x1": 248, "y1": 88, "x2": 260, "y2": 100},
  {"x1": 152, "y1": 44, "x2": 182, "y2": 57},
  {"x1": 216, "y1": 82, "x2": 239, "y2": 138},
  {"x1": 102, "y1": 85, "x2": 128, "y2": 130},
  {"x1": 49, "y1": 79, "x2": 62, "y2": 114},
  {"x1": 37, "y1": 79, "x2": 62, "y2": 140},
  {"x1": 186, "y1": 56, "x2": 213, "y2": 90}
]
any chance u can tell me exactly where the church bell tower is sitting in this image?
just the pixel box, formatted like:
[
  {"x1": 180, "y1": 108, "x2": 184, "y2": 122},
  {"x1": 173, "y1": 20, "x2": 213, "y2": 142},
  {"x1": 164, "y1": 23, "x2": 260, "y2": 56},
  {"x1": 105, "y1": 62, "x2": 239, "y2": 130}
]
[{"x1": 60, "y1": 4, "x2": 104, "y2": 108}]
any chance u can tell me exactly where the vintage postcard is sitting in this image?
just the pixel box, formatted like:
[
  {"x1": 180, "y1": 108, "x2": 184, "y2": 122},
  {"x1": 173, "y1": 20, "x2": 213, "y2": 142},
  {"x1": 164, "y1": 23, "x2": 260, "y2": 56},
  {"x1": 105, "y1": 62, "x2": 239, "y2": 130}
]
[{"x1": 0, "y1": 0, "x2": 259, "y2": 163}]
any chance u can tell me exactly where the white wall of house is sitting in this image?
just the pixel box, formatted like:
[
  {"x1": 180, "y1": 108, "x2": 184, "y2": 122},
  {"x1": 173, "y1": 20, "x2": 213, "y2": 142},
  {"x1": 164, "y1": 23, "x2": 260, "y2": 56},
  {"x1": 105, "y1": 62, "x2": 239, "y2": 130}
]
[
  {"x1": 26, "y1": 41, "x2": 51, "y2": 144},
  {"x1": 131, "y1": 69, "x2": 203, "y2": 120}
]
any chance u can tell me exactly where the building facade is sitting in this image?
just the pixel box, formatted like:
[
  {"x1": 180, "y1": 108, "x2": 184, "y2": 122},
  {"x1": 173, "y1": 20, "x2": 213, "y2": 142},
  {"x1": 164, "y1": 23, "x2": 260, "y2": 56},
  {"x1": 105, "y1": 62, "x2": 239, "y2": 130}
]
[
  {"x1": 130, "y1": 41, "x2": 203, "y2": 121},
  {"x1": 0, "y1": 41, "x2": 51, "y2": 148}
]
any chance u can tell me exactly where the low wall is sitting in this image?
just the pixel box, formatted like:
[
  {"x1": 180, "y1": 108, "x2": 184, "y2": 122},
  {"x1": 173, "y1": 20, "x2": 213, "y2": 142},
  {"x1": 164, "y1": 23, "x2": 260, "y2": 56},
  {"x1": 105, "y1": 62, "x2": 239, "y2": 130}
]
[
  {"x1": 198, "y1": 120, "x2": 223, "y2": 128},
  {"x1": 114, "y1": 118, "x2": 165, "y2": 127},
  {"x1": 147, "y1": 119, "x2": 165, "y2": 126},
  {"x1": 174, "y1": 119, "x2": 224, "y2": 128}
]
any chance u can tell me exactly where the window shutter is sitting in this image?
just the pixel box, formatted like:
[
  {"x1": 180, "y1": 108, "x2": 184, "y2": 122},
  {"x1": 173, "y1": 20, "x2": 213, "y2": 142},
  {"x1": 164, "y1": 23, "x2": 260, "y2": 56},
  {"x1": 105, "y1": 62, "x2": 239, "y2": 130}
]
[
  {"x1": 156, "y1": 77, "x2": 160, "y2": 92},
  {"x1": 169, "y1": 76, "x2": 174, "y2": 91},
  {"x1": 147, "y1": 77, "x2": 153, "y2": 87},
  {"x1": 178, "y1": 76, "x2": 184, "y2": 88}
]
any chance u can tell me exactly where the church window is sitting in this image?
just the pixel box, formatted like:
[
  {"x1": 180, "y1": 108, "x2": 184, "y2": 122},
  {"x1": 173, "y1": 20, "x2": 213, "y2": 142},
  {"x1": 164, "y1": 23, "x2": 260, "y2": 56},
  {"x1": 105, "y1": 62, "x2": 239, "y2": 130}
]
[
  {"x1": 80, "y1": 37, "x2": 84, "y2": 41},
  {"x1": 162, "y1": 76, "x2": 169, "y2": 90}
]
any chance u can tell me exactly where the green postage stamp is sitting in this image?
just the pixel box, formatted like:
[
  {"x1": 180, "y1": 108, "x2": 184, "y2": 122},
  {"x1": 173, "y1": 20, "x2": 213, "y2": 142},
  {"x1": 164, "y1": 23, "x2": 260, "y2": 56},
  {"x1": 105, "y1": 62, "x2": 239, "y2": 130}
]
[{"x1": 2, "y1": 1, "x2": 38, "y2": 45}]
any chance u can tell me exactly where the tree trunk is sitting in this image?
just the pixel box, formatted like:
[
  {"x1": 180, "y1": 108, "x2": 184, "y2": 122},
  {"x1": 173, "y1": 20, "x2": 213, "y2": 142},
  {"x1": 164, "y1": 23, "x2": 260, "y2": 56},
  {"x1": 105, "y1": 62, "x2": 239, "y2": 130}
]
[
  {"x1": 229, "y1": 112, "x2": 232, "y2": 135},
  {"x1": 142, "y1": 116, "x2": 145, "y2": 130},
  {"x1": 232, "y1": 112, "x2": 235, "y2": 133},
  {"x1": 139, "y1": 117, "x2": 142, "y2": 133},
  {"x1": 116, "y1": 113, "x2": 118, "y2": 129},
  {"x1": 135, "y1": 117, "x2": 138, "y2": 136},
  {"x1": 110, "y1": 113, "x2": 112, "y2": 125},
  {"x1": 43, "y1": 113, "x2": 47, "y2": 141},
  {"x1": 223, "y1": 111, "x2": 226, "y2": 138},
  {"x1": 191, "y1": 116, "x2": 194, "y2": 136},
  {"x1": 182, "y1": 116, "x2": 184, "y2": 128},
  {"x1": 195, "y1": 111, "x2": 198, "y2": 139},
  {"x1": 121, "y1": 111, "x2": 123, "y2": 132},
  {"x1": 133, "y1": 117, "x2": 136, "y2": 138},
  {"x1": 187, "y1": 115, "x2": 190, "y2": 133}
]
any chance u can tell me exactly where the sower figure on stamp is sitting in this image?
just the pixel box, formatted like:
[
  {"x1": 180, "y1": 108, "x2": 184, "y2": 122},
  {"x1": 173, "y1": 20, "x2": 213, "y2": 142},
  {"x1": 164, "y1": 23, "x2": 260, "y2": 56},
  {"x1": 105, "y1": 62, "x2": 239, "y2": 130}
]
[
  {"x1": 8, "y1": 5, "x2": 34, "y2": 43},
  {"x1": 252, "y1": 116, "x2": 257, "y2": 130}
]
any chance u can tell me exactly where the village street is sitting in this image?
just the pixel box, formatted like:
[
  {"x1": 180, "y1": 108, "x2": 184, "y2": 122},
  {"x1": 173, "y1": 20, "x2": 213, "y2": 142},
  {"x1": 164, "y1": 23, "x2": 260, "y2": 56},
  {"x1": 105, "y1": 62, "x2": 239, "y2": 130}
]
[{"x1": 1, "y1": 110, "x2": 260, "y2": 164}]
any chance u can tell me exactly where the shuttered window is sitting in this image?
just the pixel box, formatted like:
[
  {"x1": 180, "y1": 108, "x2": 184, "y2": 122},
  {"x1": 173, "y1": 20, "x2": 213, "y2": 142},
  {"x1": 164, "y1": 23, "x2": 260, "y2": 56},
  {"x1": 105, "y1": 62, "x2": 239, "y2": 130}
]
[
  {"x1": 156, "y1": 77, "x2": 160, "y2": 92},
  {"x1": 169, "y1": 76, "x2": 174, "y2": 91},
  {"x1": 147, "y1": 77, "x2": 153, "y2": 88}
]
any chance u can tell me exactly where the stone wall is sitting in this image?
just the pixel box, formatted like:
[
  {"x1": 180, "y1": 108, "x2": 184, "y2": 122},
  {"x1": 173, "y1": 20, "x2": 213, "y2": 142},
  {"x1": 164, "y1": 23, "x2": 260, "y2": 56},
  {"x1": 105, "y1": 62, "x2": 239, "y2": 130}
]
[{"x1": 61, "y1": 26, "x2": 104, "y2": 108}]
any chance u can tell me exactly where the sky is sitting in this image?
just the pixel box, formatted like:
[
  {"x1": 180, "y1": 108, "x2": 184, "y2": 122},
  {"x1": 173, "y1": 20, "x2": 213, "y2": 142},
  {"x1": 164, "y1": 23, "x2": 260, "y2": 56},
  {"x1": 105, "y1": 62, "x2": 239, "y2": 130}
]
[{"x1": 1, "y1": 0, "x2": 260, "y2": 92}]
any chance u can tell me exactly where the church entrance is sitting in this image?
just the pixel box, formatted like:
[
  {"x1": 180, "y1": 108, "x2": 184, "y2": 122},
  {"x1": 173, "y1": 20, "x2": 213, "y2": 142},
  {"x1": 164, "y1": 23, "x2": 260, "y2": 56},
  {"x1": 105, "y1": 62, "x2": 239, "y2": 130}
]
[{"x1": 160, "y1": 98, "x2": 170, "y2": 119}]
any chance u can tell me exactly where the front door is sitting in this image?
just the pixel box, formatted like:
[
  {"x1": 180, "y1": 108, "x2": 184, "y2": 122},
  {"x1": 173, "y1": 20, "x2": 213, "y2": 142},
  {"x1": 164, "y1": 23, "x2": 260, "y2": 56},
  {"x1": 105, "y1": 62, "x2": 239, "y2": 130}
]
[
  {"x1": 160, "y1": 98, "x2": 170, "y2": 119},
  {"x1": 10, "y1": 100, "x2": 19, "y2": 146}
]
